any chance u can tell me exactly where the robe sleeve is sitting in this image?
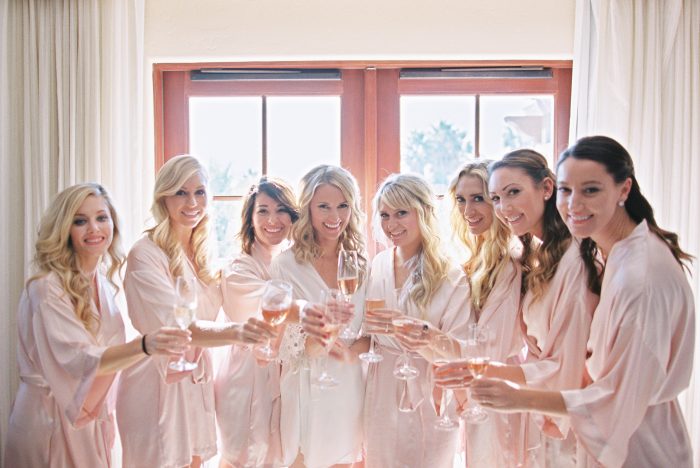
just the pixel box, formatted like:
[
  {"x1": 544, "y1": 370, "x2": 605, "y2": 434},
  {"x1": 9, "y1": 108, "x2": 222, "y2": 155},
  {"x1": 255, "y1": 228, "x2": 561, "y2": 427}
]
[
  {"x1": 30, "y1": 277, "x2": 111, "y2": 428},
  {"x1": 562, "y1": 292, "x2": 693, "y2": 467},
  {"x1": 439, "y1": 270, "x2": 472, "y2": 338},
  {"x1": 221, "y1": 255, "x2": 266, "y2": 322},
  {"x1": 519, "y1": 284, "x2": 593, "y2": 390},
  {"x1": 124, "y1": 241, "x2": 187, "y2": 382}
]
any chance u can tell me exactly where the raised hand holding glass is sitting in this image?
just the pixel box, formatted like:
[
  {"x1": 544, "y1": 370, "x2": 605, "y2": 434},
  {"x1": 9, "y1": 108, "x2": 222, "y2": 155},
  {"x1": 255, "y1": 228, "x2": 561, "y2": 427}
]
[{"x1": 169, "y1": 276, "x2": 198, "y2": 371}]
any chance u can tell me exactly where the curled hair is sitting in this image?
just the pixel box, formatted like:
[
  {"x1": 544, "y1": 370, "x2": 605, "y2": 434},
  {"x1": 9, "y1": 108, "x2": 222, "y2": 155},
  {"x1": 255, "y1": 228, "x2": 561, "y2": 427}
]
[
  {"x1": 148, "y1": 155, "x2": 217, "y2": 285},
  {"x1": 292, "y1": 165, "x2": 368, "y2": 282},
  {"x1": 374, "y1": 173, "x2": 450, "y2": 314},
  {"x1": 559, "y1": 135, "x2": 693, "y2": 271},
  {"x1": 489, "y1": 149, "x2": 599, "y2": 299},
  {"x1": 448, "y1": 160, "x2": 513, "y2": 312},
  {"x1": 29, "y1": 183, "x2": 125, "y2": 334},
  {"x1": 239, "y1": 176, "x2": 299, "y2": 255}
]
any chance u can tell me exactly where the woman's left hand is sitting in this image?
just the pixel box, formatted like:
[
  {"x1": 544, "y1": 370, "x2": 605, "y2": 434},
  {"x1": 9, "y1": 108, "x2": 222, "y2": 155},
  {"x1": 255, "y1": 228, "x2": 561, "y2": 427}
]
[
  {"x1": 470, "y1": 377, "x2": 527, "y2": 413},
  {"x1": 393, "y1": 318, "x2": 433, "y2": 351}
]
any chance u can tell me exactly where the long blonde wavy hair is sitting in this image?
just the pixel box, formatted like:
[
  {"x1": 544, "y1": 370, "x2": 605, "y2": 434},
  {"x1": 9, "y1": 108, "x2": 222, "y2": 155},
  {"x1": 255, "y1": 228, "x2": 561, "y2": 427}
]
[
  {"x1": 291, "y1": 165, "x2": 368, "y2": 283},
  {"x1": 373, "y1": 173, "x2": 449, "y2": 314},
  {"x1": 147, "y1": 155, "x2": 217, "y2": 285},
  {"x1": 449, "y1": 161, "x2": 513, "y2": 313},
  {"x1": 29, "y1": 183, "x2": 124, "y2": 334}
]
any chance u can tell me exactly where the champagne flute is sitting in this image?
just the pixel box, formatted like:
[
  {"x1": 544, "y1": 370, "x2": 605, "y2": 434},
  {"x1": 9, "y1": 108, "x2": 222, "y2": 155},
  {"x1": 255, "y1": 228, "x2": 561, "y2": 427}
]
[
  {"x1": 254, "y1": 279, "x2": 293, "y2": 361},
  {"x1": 358, "y1": 298, "x2": 385, "y2": 363},
  {"x1": 313, "y1": 288, "x2": 343, "y2": 389},
  {"x1": 391, "y1": 316, "x2": 423, "y2": 380},
  {"x1": 397, "y1": 378, "x2": 423, "y2": 413},
  {"x1": 463, "y1": 323, "x2": 490, "y2": 424},
  {"x1": 169, "y1": 276, "x2": 198, "y2": 371},
  {"x1": 337, "y1": 250, "x2": 359, "y2": 342},
  {"x1": 337, "y1": 250, "x2": 359, "y2": 297},
  {"x1": 431, "y1": 334, "x2": 458, "y2": 430}
]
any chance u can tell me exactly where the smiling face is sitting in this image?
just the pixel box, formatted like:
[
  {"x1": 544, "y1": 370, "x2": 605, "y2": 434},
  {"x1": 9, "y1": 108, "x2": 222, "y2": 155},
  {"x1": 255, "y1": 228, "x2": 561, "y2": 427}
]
[
  {"x1": 70, "y1": 195, "x2": 114, "y2": 268},
  {"x1": 164, "y1": 173, "x2": 208, "y2": 234},
  {"x1": 252, "y1": 191, "x2": 293, "y2": 249},
  {"x1": 556, "y1": 157, "x2": 631, "y2": 240},
  {"x1": 309, "y1": 183, "x2": 351, "y2": 246},
  {"x1": 379, "y1": 203, "x2": 422, "y2": 253},
  {"x1": 488, "y1": 166, "x2": 553, "y2": 238},
  {"x1": 454, "y1": 174, "x2": 494, "y2": 236}
]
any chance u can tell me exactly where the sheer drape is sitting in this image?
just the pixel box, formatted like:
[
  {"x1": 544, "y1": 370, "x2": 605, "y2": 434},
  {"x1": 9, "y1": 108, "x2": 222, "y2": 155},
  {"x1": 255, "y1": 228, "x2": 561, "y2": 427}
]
[
  {"x1": 570, "y1": 0, "x2": 700, "y2": 464},
  {"x1": 0, "y1": 0, "x2": 146, "y2": 461}
]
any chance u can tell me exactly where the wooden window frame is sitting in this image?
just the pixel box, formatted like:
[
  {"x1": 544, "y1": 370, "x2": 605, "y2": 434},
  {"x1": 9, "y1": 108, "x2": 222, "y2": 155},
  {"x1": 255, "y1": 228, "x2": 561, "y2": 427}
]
[{"x1": 154, "y1": 60, "x2": 571, "y2": 248}]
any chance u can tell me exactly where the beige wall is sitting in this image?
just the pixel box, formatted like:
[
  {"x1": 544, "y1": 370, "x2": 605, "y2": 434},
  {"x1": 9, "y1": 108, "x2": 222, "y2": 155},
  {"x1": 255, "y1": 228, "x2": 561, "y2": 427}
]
[{"x1": 145, "y1": 0, "x2": 576, "y2": 62}]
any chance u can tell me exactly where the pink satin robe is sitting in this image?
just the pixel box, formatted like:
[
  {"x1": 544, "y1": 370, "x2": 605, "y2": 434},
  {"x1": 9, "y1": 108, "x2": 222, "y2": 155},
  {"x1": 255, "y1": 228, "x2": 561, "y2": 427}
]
[
  {"x1": 216, "y1": 241, "x2": 283, "y2": 467},
  {"x1": 116, "y1": 237, "x2": 222, "y2": 468},
  {"x1": 465, "y1": 258, "x2": 526, "y2": 467},
  {"x1": 270, "y1": 248, "x2": 366, "y2": 468},
  {"x1": 363, "y1": 248, "x2": 471, "y2": 468},
  {"x1": 561, "y1": 221, "x2": 694, "y2": 468},
  {"x1": 4, "y1": 272, "x2": 125, "y2": 467},
  {"x1": 520, "y1": 239, "x2": 599, "y2": 465}
]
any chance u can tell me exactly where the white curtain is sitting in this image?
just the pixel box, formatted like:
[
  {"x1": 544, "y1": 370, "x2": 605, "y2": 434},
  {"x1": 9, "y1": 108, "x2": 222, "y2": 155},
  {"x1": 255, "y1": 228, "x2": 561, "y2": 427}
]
[
  {"x1": 0, "y1": 0, "x2": 146, "y2": 461},
  {"x1": 570, "y1": 0, "x2": 700, "y2": 464}
]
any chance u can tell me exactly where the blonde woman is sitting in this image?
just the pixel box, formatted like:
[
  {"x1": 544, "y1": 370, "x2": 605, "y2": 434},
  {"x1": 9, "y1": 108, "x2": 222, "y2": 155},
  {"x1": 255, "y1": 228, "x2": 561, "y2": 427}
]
[
  {"x1": 216, "y1": 176, "x2": 299, "y2": 468},
  {"x1": 362, "y1": 173, "x2": 470, "y2": 468},
  {"x1": 270, "y1": 164, "x2": 368, "y2": 468},
  {"x1": 4, "y1": 184, "x2": 189, "y2": 467},
  {"x1": 117, "y1": 156, "x2": 275, "y2": 468},
  {"x1": 448, "y1": 161, "x2": 525, "y2": 467}
]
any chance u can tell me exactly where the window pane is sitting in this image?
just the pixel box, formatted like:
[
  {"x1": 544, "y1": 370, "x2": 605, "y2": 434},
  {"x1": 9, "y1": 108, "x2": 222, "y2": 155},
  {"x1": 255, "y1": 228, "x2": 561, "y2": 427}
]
[
  {"x1": 189, "y1": 97, "x2": 263, "y2": 195},
  {"x1": 400, "y1": 96, "x2": 476, "y2": 194},
  {"x1": 479, "y1": 95, "x2": 554, "y2": 167},
  {"x1": 267, "y1": 96, "x2": 341, "y2": 187},
  {"x1": 209, "y1": 199, "x2": 244, "y2": 265}
]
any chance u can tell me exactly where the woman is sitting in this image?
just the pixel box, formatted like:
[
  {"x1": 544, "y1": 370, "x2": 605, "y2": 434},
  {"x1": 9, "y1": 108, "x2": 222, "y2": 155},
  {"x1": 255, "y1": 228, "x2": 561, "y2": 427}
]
[
  {"x1": 448, "y1": 161, "x2": 524, "y2": 467},
  {"x1": 362, "y1": 173, "x2": 470, "y2": 468},
  {"x1": 270, "y1": 164, "x2": 368, "y2": 468},
  {"x1": 216, "y1": 176, "x2": 299, "y2": 468},
  {"x1": 117, "y1": 155, "x2": 274, "y2": 468},
  {"x1": 483, "y1": 149, "x2": 600, "y2": 465},
  {"x1": 466, "y1": 136, "x2": 694, "y2": 468},
  {"x1": 4, "y1": 183, "x2": 190, "y2": 467}
]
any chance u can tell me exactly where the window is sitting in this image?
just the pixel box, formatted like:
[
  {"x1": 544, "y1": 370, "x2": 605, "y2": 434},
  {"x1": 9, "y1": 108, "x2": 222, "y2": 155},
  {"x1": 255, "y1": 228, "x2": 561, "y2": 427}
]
[{"x1": 155, "y1": 62, "x2": 571, "y2": 259}]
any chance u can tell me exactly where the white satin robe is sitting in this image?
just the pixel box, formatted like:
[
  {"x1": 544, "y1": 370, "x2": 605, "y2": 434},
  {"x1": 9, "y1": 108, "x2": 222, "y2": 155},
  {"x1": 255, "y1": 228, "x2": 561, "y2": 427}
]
[{"x1": 270, "y1": 248, "x2": 366, "y2": 468}]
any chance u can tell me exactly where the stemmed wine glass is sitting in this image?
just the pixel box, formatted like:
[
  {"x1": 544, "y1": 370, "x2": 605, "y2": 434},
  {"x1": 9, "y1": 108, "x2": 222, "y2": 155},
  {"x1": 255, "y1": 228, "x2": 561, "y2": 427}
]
[
  {"x1": 358, "y1": 298, "x2": 385, "y2": 363},
  {"x1": 462, "y1": 323, "x2": 490, "y2": 424},
  {"x1": 337, "y1": 250, "x2": 359, "y2": 342},
  {"x1": 391, "y1": 316, "x2": 423, "y2": 380},
  {"x1": 314, "y1": 288, "x2": 344, "y2": 389},
  {"x1": 254, "y1": 279, "x2": 293, "y2": 361},
  {"x1": 170, "y1": 276, "x2": 198, "y2": 371},
  {"x1": 430, "y1": 334, "x2": 458, "y2": 430}
]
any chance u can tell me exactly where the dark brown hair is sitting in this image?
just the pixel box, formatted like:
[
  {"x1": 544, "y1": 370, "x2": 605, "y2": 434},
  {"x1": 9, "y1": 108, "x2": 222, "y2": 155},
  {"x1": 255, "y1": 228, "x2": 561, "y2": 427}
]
[
  {"x1": 559, "y1": 135, "x2": 693, "y2": 271},
  {"x1": 490, "y1": 149, "x2": 600, "y2": 297},
  {"x1": 239, "y1": 176, "x2": 299, "y2": 255}
]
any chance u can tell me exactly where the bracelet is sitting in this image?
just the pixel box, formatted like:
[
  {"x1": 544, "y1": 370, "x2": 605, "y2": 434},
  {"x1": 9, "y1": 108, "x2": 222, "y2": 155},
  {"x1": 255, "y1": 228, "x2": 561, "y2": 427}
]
[{"x1": 141, "y1": 335, "x2": 151, "y2": 356}]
